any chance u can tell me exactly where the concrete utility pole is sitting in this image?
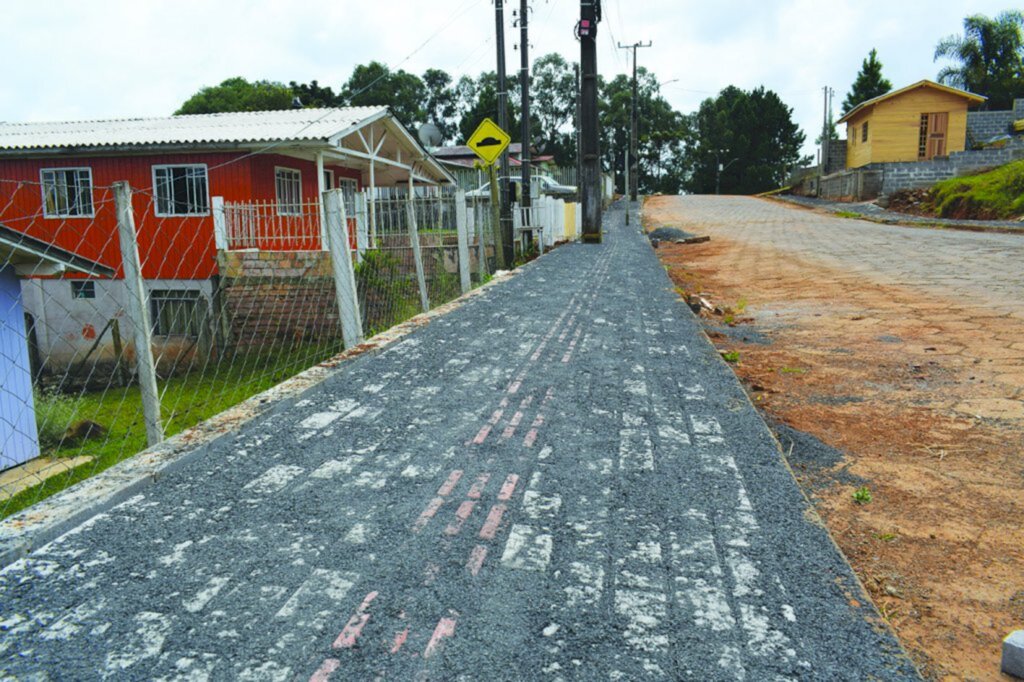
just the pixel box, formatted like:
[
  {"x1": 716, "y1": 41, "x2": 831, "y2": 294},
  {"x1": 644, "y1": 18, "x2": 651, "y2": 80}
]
[
  {"x1": 579, "y1": 0, "x2": 602, "y2": 242},
  {"x1": 575, "y1": 63, "x2": 582, "y2": 201},
  {"x1": 494, "y1": 0, "x2": 514, "y2": 265},
  {"x1": 518, "y1": 0, "x2": 532, "y2": 252},
  {"x1": 619, "y1": 40, "x2": 652, "y2": 206},
  {"x1": 820, "y1": 85, "x2": 834, "y2": 181}
]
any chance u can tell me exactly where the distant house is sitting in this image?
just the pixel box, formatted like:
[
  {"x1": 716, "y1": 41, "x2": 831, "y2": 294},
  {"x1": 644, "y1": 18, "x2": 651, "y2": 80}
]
[
  {"x1": 1, "y1": 223, "x2": 113, "y2": 470},
  {"x1": 433, "y1": 143, "x2": 556, "y2": 170},
  {"x1": 839, "y1": 80, "x2": 986, "y2": 169},
  {"x1": 0, "y1": 108, "x2": 453, "y2": 366}
]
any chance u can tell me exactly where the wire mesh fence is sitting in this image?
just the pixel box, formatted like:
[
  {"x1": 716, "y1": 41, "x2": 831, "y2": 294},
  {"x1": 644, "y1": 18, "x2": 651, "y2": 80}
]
[{"x1": 0, "y1": 175, "x2": 575, "y2": 519}]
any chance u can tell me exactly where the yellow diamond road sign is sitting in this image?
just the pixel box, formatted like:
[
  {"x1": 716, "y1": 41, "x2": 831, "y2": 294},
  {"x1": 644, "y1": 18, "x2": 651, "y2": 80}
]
[{"x1": 467, "y1": 118, "x2": 511, "y2": 166}]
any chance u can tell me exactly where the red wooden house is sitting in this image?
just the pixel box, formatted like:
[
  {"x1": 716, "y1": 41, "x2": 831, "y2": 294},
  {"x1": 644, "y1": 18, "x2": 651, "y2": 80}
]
[{"x1": 0, "y1": 108, "x2": 453, "y2": 366}]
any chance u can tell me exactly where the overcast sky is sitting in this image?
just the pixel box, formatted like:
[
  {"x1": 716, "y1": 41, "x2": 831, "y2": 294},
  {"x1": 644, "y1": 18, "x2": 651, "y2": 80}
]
[{"x1": 0, "y1": 1, "x2": 1014, "y2": 158}]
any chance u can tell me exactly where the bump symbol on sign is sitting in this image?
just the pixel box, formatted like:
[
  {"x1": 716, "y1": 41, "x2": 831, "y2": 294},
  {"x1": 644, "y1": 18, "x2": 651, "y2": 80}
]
[{"x1": 467, "y1": 118, "x2": 511, "y2": 166}]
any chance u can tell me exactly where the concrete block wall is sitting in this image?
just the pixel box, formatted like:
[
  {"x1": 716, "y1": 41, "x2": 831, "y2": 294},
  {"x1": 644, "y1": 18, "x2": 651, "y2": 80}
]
[
  {"x1": 966, "y1": 98, "x2": 1024, "y2": 145},
  {"x1": 873, "y1": 140, "x2": 1024, "y2": 195},
  {"x1": 825, "y1": 140, "x2": 847, "y2": 175},
  {"x1": 818, "y1": 169, "x2": 883, "y2": 201}
]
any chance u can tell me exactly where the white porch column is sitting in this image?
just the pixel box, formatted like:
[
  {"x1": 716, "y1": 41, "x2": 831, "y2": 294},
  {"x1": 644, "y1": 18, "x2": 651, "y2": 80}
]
[{"x1": 316, "y1": 151, "x2": 327, "y2": 250}]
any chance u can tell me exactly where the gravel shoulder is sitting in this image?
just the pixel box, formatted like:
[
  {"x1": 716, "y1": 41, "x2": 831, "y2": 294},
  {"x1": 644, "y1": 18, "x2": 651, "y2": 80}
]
[{"x1": 647, "y1": 194, "x2": 1024, "y2": 680}]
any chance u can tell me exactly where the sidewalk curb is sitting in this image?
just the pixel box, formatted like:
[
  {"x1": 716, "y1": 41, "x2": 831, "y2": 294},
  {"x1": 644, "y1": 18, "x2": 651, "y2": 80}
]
[
  {"x1": 766, "y1": 194, "x2": 1024, "y2": 236},
  {"x1": 0, "y1": 269, "x2": 522, "y2": 569}
]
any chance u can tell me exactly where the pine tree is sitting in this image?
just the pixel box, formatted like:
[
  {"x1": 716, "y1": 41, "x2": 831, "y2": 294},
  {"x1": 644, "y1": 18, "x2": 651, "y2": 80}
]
[{"x1": 841, "y1": 49, "x2": 893, "y2": 115}]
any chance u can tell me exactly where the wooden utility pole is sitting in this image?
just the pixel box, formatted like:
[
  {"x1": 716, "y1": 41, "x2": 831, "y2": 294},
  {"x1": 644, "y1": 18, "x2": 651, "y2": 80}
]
[
  {"x1": 518, "y1": 0, "x2": 532, "y2": 254},
  {"x1": 494, "y1": 0, "x2": 514, "y2": 264},
  {"x1": 579, "y1": 0, "x2": 602, "y2": 242},
  {"x1": 618, "y1": 40, "x2": 652, "y2": 205}
]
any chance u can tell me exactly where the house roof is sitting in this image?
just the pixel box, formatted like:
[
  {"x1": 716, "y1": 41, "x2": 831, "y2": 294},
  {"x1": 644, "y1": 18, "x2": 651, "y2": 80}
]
[
  {"x1": 0, "y1": 222, "x2": 115, "y2": 277},
  {"x1": 433, "y1": 143, "x2": 525, "y2": 159},
  {"x1": 0, "y1": 107, "x2": 455, "y2": 185},
  {"x1": 838, "y1": 80, "x2": 987, "y2": 124},
  {"x1": 0, "y1": 107, "x2": 389, "y2": 150}
]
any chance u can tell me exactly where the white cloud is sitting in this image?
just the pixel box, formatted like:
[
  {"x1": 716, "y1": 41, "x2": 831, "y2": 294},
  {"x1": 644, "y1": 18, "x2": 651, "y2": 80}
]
[{"x1": 0, "y1": 0, "x2": 1014, "y2": 159}]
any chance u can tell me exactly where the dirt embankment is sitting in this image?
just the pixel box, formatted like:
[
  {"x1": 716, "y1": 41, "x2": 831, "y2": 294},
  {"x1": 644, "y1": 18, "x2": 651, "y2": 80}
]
[{"x1": 645, "y1": 197, "x2": 1024, "y2": 681}]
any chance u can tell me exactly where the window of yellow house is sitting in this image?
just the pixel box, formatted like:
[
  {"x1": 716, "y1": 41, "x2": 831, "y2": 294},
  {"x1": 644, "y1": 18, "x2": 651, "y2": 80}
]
[
  {"x1": 861, "y1": 121, "x2": 869, "y2": 142},
  {"x1": 918, "y1": 114, "x2": 929, "y2": 158}
]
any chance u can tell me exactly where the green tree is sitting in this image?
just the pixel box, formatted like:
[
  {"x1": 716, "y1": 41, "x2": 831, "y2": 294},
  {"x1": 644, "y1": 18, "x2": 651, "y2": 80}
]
[
  {"x1": 455, "y1": 71, "x2": 520, "y2": 144},
  {"x1": 935, "y1": 10, "x2": 1024, "y2": 109},
  {"x1": 175, "y1": 77, "x2": 293, "y2": 115},
  {"x1": 422, "y1": 68, "x2": 458, "y2": 143},
  {"x1": 683, "y1": 86, "x2": 809, "y2": 195},
  {"x1": 289, "y1": 80, "x2": 340, "y2": 108},
  {"x1": 841, "y1": 49, "x2": 893, "y2": 115},
  {"x1": 530, "y1": 54, "x2": 579, "y2": 167},
  {"x1": 340, "y1": 61, "x2": 426, "y2": 128},
  {"x1": 599, "y1": 70, "x2": 688, "y2": 194}
]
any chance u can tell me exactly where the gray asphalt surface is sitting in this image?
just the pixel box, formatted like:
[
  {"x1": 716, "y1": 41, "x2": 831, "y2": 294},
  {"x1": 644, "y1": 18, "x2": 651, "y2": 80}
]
[{"x1": 0, "y1": 202, "x2": 918, "y2": 680}]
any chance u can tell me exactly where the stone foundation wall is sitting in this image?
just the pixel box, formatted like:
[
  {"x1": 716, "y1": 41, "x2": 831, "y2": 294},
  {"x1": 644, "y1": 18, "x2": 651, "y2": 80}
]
[{"x1": 217, "y1": 251, "x2": 341, "y2": 349}]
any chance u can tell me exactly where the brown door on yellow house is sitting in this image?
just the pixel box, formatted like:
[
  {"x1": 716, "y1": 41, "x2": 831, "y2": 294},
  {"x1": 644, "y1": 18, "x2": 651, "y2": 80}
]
[{"x1": 925, "y1": 112, "x2": 948, "y2": 159}]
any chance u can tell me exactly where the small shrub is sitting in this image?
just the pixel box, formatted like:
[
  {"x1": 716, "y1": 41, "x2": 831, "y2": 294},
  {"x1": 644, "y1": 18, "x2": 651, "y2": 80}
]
[
  {"x1": 852, "y1": 486, "x2": 872, "y2": 505},
  {"x1": 33, "y1": 389, "x2": 81, "y2": 452},
  {"x1": 720, "y1": 350, "x2": 740, "y2": 363}
]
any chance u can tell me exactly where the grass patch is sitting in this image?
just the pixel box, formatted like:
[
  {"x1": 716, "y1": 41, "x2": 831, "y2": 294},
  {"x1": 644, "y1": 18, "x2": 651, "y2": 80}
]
[
  {"x1": 720, "y1": 350, "x2": 741, "y2": 363},
  {"x1": 931, "y1": 159, "x2": 1024, "y2": 219},
  {"x1": 834, "y1": 210, "x2": 863, "y2": 219},
  {"x1": 3, "y1": 343, "x2": 340, "y2": 519}
]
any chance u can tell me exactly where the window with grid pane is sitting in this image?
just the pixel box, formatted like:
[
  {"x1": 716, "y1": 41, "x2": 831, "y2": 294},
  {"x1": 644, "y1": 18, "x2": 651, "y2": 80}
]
[
  {"x1": 153, "y1": 165, "x2": 209, "y2": 216},
  {"x1": 275, "y1": 168, "x2": 303, "y2": 215},
  {"x1": 41, "y1": 168, "x2": 94, "y2": 218},
  {"x1": 150, "y1": 289, "x2": 205, "y2": 337}
]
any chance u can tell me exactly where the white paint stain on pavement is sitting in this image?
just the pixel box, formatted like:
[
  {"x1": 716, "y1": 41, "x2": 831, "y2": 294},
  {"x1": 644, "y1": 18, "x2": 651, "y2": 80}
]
[
  {"x1": 243, "y1": 465, "x2": 304, "y2": 494},
  {"x1": 104, "y1": 611, "x2": 172, "y2": 674},
  {"x1": 501, "y1": 524, "x2": 553, "y2": 571}
]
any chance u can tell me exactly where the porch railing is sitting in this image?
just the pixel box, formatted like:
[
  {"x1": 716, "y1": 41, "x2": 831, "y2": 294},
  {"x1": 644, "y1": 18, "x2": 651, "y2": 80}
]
[{"x1": 222, "y1": 199, "x2": 323, "y2": 251}]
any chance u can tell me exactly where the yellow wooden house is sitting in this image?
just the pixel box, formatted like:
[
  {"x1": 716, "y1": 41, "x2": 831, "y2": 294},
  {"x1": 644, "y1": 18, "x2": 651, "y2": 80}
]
[{"x1": 838, "y1": 80, "x2": 986, "y2": 169}]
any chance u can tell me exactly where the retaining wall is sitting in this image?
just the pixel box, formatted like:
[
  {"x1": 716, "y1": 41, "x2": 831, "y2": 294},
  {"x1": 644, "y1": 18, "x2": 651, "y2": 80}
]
[
  {"x1": 870, "y1": 141, "x2": 1024, "y2": 195},
  {"x1": 966, "y1": 98, "x2": 1024, "y2": 144}
]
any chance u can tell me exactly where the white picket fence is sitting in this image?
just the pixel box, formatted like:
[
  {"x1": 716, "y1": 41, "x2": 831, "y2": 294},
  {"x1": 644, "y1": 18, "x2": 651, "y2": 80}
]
[{"x1": 512, "y1": 196, "x2": 581, "y2": 251}]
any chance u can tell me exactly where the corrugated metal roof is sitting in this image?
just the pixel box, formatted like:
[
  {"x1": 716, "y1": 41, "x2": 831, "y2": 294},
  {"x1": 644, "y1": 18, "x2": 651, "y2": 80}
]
[{"x1": 0, "y1": 107, "x2": 388, "y2": 150}]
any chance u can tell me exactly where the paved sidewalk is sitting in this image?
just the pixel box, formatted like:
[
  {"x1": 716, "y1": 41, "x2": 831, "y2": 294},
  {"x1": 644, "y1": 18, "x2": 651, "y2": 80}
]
[{"x1": 0, "y1": 203, "x2": 916, "y2": 680}]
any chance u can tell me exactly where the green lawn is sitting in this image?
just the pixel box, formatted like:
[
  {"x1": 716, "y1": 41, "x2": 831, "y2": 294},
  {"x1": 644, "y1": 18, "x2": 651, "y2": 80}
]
[{"x1": 2, "y1": 342, "x2": 341, "y2": 519}]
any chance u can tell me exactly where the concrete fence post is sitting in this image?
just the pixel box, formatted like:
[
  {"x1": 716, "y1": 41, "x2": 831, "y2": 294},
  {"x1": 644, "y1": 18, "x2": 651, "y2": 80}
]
[
  {"x1": 407, "y1": 178, "x2": 430, "y2": 313},
  {"x1": 113, "y1": 182, "x2": 164, "y2": 447},
  {"x1": 476, "y1": 201, "x2": 487, "y2": 281},
  {"x1": 454, "y1": 190, "x2": 471, "y2": 294},
  {"x1": 212, "y1": 196, "x2": 227, "y2": 251},
  {"x1": 354, "y1": 191, "x2": 369, "y2": 263},
  {"x1": 324, "y1": 189, "x2": 364, "y2": 349}
]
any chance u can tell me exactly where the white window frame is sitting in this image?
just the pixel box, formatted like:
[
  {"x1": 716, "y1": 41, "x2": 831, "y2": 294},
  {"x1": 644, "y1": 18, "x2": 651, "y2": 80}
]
[
  {"x1": 152, "y1": 164, "x2": 210, "y2": 217},
  {"x1": 275, "y1": 166, "x2": 303, "y2": 216},
  {"x1": 338, "y1": 177, "x2": 358, "y2": 208},
  {"x1": 323, "y1": 169, "x2": 335, "y2": 190},
  {"x1": 40, "y1": 167, "x2": 95, "y2": 219}
]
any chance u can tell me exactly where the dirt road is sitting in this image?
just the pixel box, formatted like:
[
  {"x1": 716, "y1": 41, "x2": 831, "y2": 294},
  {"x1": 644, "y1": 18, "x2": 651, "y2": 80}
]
[{"x1": 647, "y1": 195, "x2": 1024, "y2": 680}]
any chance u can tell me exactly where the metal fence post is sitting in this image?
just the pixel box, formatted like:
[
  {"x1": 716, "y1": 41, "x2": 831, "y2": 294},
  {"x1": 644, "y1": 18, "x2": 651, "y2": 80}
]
[
  {"x1": 455, "y1": 190, "x2": 471, "y2": 294},
  {"x1": 407, "y1": 178, "x2": 430, "y2": 313},
  {"x1": 324, "y1": 189, "x2": 364, "y2": 349},
  {"x1": 113, "y1": 182, "x2": 163, "y2": 447}
]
